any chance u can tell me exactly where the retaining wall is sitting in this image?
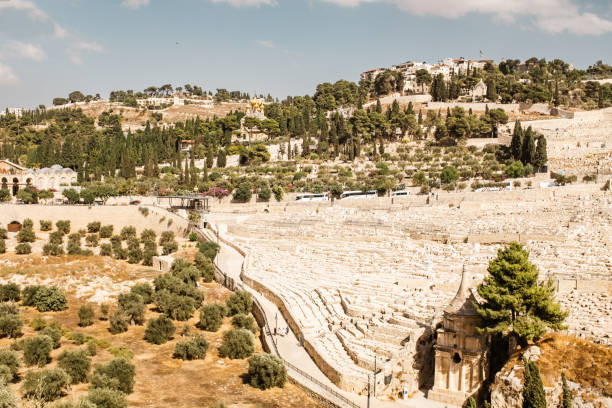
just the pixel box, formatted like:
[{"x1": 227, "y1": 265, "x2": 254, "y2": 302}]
[
  {"x1": 554, "y1": 279, "x2": 612, "y2": 294},
  {"x1": 0, "y1": 204, "x2": 190, "y2": 237}
]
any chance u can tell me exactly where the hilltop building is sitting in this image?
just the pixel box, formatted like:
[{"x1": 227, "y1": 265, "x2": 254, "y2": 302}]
[{"x1": 0, "y1": 160, "x2": 77, "y2": 196}]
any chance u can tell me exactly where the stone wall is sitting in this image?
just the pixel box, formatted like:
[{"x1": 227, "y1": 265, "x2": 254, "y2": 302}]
[{"x1": 0, "y1": 204, "x2": 190, "y2": 237}]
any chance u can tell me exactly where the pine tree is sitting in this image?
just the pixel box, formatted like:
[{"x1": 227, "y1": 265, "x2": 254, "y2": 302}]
[
  {"x1": 523, "y1": 358, "x2": 546, "y2": 408},
  {"x1": 522, "y1": 127, "x2": 536, "y2": 165},
  {"x1": 510, "y1": 120, "x2": 524, "y2": 161},
  {"x1": 475, "y1": 243, "x2": 568, "y2": 346},
  {"x1": 533, "y1": 136, "x2": 548, "y2": 172},
  {"x1": 561, "y1": 372, "x2": 572, "y2": 408}
]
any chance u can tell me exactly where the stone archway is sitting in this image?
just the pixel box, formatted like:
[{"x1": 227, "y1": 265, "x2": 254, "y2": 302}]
[
  {"x1": 12, "y1": 178, "x2": 19, "y2": 196},
  {"x1": 1, "y1": 177, "x2": 7, "y2": 191}
]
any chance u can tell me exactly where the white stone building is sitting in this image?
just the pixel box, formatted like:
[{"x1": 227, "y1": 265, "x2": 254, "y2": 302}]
[{"x1": 0, "y1": 160, "x2": 77, "y2": 196}]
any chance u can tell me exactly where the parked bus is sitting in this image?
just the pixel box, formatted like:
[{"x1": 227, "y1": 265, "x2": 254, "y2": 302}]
[
  {"x1": 390, "y1": 190, "x2": 410, "y2": 197},
  {"x1": 340, "y1": 190, "x2": 377, "y2": 200},
  {"x1": 295, "y1": 193, "x2": 329, "y2": 202}
]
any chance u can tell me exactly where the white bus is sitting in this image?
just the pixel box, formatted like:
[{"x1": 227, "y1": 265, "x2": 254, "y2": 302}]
[
  {"x1": 295, "y1": 193, "x2": 329, "y2": 202},
  {"x1": 390, "y1": 190, "x2": 410, "y2": 197},
  {"x1": 340, "y1": 190, "x2": 377, "y2": 200}
]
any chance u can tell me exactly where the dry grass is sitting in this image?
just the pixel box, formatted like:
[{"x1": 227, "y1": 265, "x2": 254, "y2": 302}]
[
  {"x1": 505, "y1": 333, "x2": 612, "y2": 396},
  {"x1": 0, "y1": 256, "x2": 321, "y2": 408}
]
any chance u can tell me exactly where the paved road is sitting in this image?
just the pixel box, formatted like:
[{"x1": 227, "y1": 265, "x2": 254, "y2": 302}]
[{"x1": 210, "y1": 226, "x2": 452, "y2": 408}]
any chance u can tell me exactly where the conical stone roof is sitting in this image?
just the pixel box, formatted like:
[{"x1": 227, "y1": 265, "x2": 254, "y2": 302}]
[{"x1": 444, "y1": 265, "x2": 479, "y2": 316}]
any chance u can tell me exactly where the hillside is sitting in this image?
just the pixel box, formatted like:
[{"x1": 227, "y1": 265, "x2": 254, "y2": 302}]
[{"x1": 491, "y1": 334, "x2": 612, "y2": 408}]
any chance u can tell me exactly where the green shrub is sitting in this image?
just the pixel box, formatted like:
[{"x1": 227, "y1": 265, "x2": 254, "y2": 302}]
[
  {"x1": 23, "y1": 368, "x2": 70, "y2": 401},
  {"x1": 67, "y1": 233, "x2": 83, "y2": 255},
  {"x1": 78, "y1": 305, "x2": 95, "y2": 327},
  {"x1": 160, "y1": 294, "x2": 195, "y2": 321},
  {"x1": 0, "y1": 366, "x2": 12, "y2": 386},
  {"x1": 0, "y1": 350, "x2": 19, "y2": 382},
  {"x1": 56, "y1": 220, "x2": 71, "y2": 235},
  {"x1": 108, "y1": 311, "x2": 128, "y2": 334},
  {"x1": 119, "y1": 226, "x2": 136, "y2": 241},
  {"x1": 198, "y1": 303, "x2": 225, "y2": 332},
  {"x1": 100, "y1": 304, "x2": 109, "y2": 320},
  {"x1": 138, "y1": 207, "x2": 149, "y2": 217},
  {"x1": 0, "y1": 240, "x2": 4, "y2": 255},
  {"x1": 188, "y1": 232, "x2": 198, "y2": 242},
  {"x1": 100, "y1": 243, "x2": 112, "y2": 257},
  {"x1": 99, "y1": 225, "x2": 113, "y2": 239},
  {"x1": 173, "y1": 334, "x2": 209, "y2": 360},
  {"x1": 86, "y1": 234, "x2": 99, "y2": 247},
  {"x1": 130, "y1": 283, "x2": 153, "y2": 304},
  {"x1": 29, "y1": 316, "x2": 47, "y2": 331},
  {"x1": 161, "y1": 240, "x2": 178, "y2": 255},
  {"x1": 108, "y1": 346, "x2": 134, "y2": 360},
  {"x1": 87, "y1": 222, "x2": 101, "y2": 233},
  {"x1": 39, "y1": 220, "x2": 52, "y2": 231},
  {"x1": 91, "y1": 358, "x2": 135, "y2": 394},
  {"x1": 43, "y1": 243, "x2": 64, "y2": 256},
  {"x1": 144, "y1": 316, "x2": 175, "y2": 345},
  {"x1": 0, "y1": 384, "x2": 17, "y2": 408},
  {"x1": 226, "y1": 290, "x2": 252, "y2": 316},
  {"x1": 153, "y1": 274, "x2": 204, "y2": 305},
  {"x1": 49, "y1": 230, "x2": 64, "y2": 245},
  {"x1": 87, "y1": 340, "x2": 97, "y2": 357},
  {"x1": 233, "y1": 183, "x2": 252, "y2": 202},
  {"x1": 58, "y1": 349, "x2": 91, "y2": 384},
  {"x1": 117, "y1": 293, "x2": 145, "y2": 325},
  {"x1": 22, "y1": 219, "x2": 33, "y2": 229},
  {"x1": 23, "y1": 335, "x2": 53, "y2": 366},
  {"x1": 197, "y1": 241, "x2": 220, "y2": 261},
  {"x1": 52, "y1": 397, "x2": 96, "y2": 408},
  {"x1": 218, "y1": 328, "x2": 254, "y2": 359},
  {"x1": 127, "y1": 246, "x2": 142, "y2": 264},
  {"x1": 22, "y1": 286, "x2": 42, "y2": 307},
  {"x1": 32, "y1": 286, "x2": 67, "y2": 312},
  {"x1": 140, "y1": 229, "x2": 156, "y2": 243},
  {"x1": 232, "y1": 314, "x2": 258, "y2": 334},
  {"x1": 141, "y1": 243, "x2": 157, "y2": 267},
  {"x1": 41, "y1": 325, "x2": 62, "y2": 349},
  {"x1": 247, "y1": 353, "x2": 286, "y2": 390},
  {"x1": 0, "y1": 284, "x2": 20, "y2": 302},
  {"x1": 15, "y1": 243, "x2": 32, "y2": 255},
  {"x1": 0, "y1": 229, "x2": 6, "y2": 240},
  {"x1": 87, "y1": 388, "x2": 127, "y2": 408},
  {"x1": 194, "y1": 252, "x2": 215, "y2": 282},
  {"x1": 0, "y1": 315, "x2": 22, "y2": 339},
  {"x1": 70, "y1": 332, "x2": 86, "y2": 345},
  {"x1": 0, "y1": 303, "x2": 17, "y2": 318}
]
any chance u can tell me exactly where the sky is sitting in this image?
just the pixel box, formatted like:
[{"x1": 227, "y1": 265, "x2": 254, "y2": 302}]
[{"x1": 0, "y1": 0, "x2": 611, "y2": 109}]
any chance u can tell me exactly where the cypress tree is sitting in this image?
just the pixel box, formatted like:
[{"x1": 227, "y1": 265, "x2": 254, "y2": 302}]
[
  {"x1": 534, "y1": 136, "x2": 548, "y2": 172},
  {"x1": 523, "y1": 358, "x2": 546, "y2": 408},
  {"x1": 206, "y1": 150, "x2": 214, "y2": 169},
  {"x1": 522, "y1": 127, "x2": 536, "y2": 165},
  {"x1": 598, "y1": 87, "x2": 604, "y2": 109},
  {"x1": 561, "y1": 372, "x2": 572, "y2": 408},
  {"x1": 375, "y1": 99, "x2": 382, "y2": 113},
  {"x1": 486, "y1": 78, "x2": 498, "y2": 101},
  {"x1": 418, "y1": 110, "x2": 423, "y2": 125},
  {"x1": 217, "y1": 149, "x2": 226, "y2": 168},
  {"x1": 510, "y1": 120, "x2": 524, "y2": 161}
]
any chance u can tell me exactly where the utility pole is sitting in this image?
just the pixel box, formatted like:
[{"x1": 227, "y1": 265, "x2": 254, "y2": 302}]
[
  {"x1": 367, "y1": 374, "x2": 371, "y2": 408},
  {"x1": 373, "y1": 354, "x2": 377, "y2": 398}
]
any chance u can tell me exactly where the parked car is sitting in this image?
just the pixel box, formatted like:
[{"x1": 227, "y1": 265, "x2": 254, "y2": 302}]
[{"x1": 129, "y1": 200, "x2": 141, "y2": 205}]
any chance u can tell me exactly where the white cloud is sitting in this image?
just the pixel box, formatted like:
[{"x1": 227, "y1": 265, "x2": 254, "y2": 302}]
[
  {"x1": 321, "y1": 0, "x2": 612, "y2": 35},
  {"x1": 120, "y1": 0, "x2": 151, "y2": 10},
  {"x1": 65, "y1": 41, "x2": 104, "y2": 65},
  {"x1": 210, "y1": 0, "x2": 277, "y2": 7},
  {"x1": 2, "y1": 41, "x2": 46, "y2": 62},
  {"x1": 0, "y1": 62, "x2": 19, "y2": 85},
  {"x1": 0, "y1": 0, "x2": 68, "y2": 38},
  {"x1": 256, "y1": 39, "x2": 276, "y2": 48}
]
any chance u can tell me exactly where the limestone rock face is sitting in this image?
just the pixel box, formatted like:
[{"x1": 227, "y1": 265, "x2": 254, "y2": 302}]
[{"x1": 490, "y1": 356, "x2": 611, "y2": 408}]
